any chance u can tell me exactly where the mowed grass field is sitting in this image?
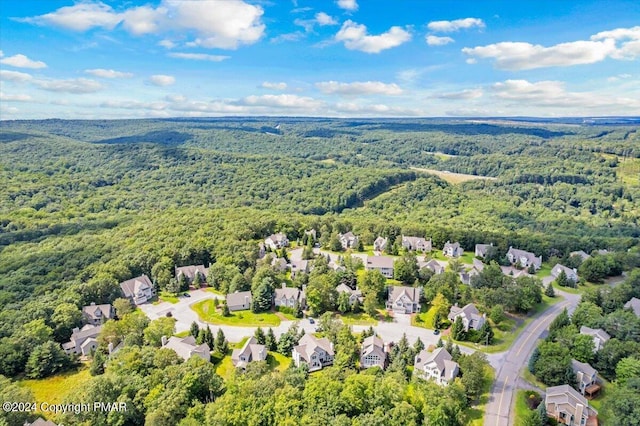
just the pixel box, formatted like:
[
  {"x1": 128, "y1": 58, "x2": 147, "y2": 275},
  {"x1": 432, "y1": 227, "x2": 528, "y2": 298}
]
[
  {"x1": 410, "y1": 167, "x2": 497, "y2": 184},
  {"x1": 192, "y1": 299, "x2": 294, "y2": 326}
]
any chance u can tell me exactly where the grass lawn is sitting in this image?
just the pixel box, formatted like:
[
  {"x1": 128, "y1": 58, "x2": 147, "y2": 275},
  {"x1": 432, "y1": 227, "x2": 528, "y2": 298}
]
[
  {"x1": 19, "y1": 366, "x2": 92, "y2": 409},
  {"x1": 536, "y1": 263, "x2": 553, "y2": 278},
  {"x1": 514, "y1": 390, "x2": 541, "y2": 426},
  {"x1": 174, "y1": 330, "x2": 190, "y2": 337},
  {"x1": 338, "y1": 312, "x2": 378, "y2": 325},
  {"x1": 230, "y1": 336, "x2": 249, "y2": 349},
  {"x1": 157, "y1": 291, "x2": 179, "y2": 304},
  {"x1": 466, "y1": 365, "x2": 496, "y2": 426},
  {"x1": 267, "y1": 352, "x2": 291, "y2": 371},
  {"x1": 410, "y1": 167, "x2": 497, "y2": 184},
  {"x1": 192, "y1": 300, "x2": 282, "y2": 327},
  {"x1": 588, "y1": 379, "x2": 610, "y2": 425},
  {"x1": 203, "y1": 287, "x2": 224, "y2": 296},
  {"x1": 521, "y1": 368, "x2": 547, "y2": 390},
  {"x1": 215, "y1": 356, "x2": 236, "y2": 380},
  {"x1": 411, "y1": 305, "x2": 437, "y2": 329}
]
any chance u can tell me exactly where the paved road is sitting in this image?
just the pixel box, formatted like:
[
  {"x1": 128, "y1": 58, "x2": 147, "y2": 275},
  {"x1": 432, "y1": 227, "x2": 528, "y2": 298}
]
[{"x1": 483, "y1": 289, "x2": 581, "y2": 426}]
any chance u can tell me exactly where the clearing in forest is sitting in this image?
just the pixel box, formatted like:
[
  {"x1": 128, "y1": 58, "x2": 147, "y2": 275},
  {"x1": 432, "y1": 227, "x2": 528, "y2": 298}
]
[{"x1": 410, "y1": 167, "x2": 497, "y2": 184}]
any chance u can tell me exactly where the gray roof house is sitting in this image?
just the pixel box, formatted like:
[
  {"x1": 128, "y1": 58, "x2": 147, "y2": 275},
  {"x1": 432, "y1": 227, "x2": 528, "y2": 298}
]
[
  {"x1": 62, "y1": 324, "x2": 101, "y2": 356},
  {"x1": 571, "y1": 359, "x2": 599, "y2": 396},
  {"x1": 544, "y1": 384, "x2": 598, "y2": 426},
  {"x1": 290, "y1": 259, "x2": 311, "y2": 278},
  {"x1": 448, "y1": 303, "x2": 485, "y2": 331},
  {"x1": 552, "y1": 264, "x2": 579, "y2": 283},
  {"x1": 570, "y1": 250, "x2": 591, "y2": 261},
  {"x1": 506, "y1": 247, "x2": 542, "y2": 270},
  {"x1": 373, "y1": 236, "x2": 388, "y2": 252},
  {"x1": 120, "y1": 275, "x2": 155, "y2": 305},
  {"x1": 271, "y1": 257, "x2": 289, "y2": 272},
  {"x1": 579, "y1": 326, "x2": 610, "y2": 352},
  {"x1": 624, "y1": 297, "x2": 640, "y2": 317},
  {"x1": 24, "y1": 418, "x2": 58, "y2": 426},
  {"x1": 414, "y1": 348, "x2": 459, "y2": 386},
  {"x1": 443, "y1": 241, "x2": 462, "y2": 257},
  {"x1": 339, "y1": 232, "x2": 359, "y2": 249},
  {"x1": 402, "y1": 236, "x2": 432, "y2": 252},
  {"x1": 82, "y1": 302, "x2": 115, "y2": 325},
  {"x1": 360, "y1": 335, "x2": 387, "y2": 370},
  {"x1": 292, "y1": 334, "x2": 334, "y2": 371},
  {"x1": 386, "y1": 286, "x2": 421, "y2": 314},
  {"x1": 161, "y1": 335, "x2": 210, "y2": 362},
  {"x1": 274, "y1": 283, "x2": 306, "y2": 309},
  {"x1": 421, "y1": 259, "x2": 444, "y2": 275},
  {"x1": 231, "y1": 336, "x2": 267, "y2": 368},
  {"x1": 365, "y1": 255, "x2": 395, "y2": 278},
  {"x1": 175, "y1": 265, "x2": 208, "y2": 283},
  {"x1": 226, "y1": 291, "x2": 252, "y2": 312},
  {"x1": 265, "y1": 233, "x2": 289, "y2": 250},
  {"x1": 475, "y1": 243, "x2": 493, "y2": 258},
  {"x1": 336, "y1": 284, "x2": 364, "y2": 305}
]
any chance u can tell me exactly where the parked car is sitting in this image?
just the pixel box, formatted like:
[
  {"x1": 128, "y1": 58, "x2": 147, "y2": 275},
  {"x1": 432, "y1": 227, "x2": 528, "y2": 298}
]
[
  {"x1": 183, "y1": 293, "x2": 191, "y2": 298},
  {"x1": 308, "y1": 318, "x2": 315, "y2": 324},
  {"x1": 433, "y1": 329, "x2": 440, "y2": 335}
]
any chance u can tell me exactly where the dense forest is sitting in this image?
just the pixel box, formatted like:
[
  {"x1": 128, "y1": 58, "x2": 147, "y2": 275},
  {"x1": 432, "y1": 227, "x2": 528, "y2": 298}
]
[{"x1": 0, "y1": 117, "x2": 639, "y2": 425}]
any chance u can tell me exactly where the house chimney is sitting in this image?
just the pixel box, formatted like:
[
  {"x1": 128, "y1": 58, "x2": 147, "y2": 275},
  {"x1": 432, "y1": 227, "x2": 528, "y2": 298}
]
[
  {"x1": 282, "y1": 282, "x2": 287, "y2": 289},
  {"x1": 90, "y1": 302, "x2": 96, "y2": 306},
  {"x1": 161, "y1": 336, "x2": 168, "y2": 347},
  {"x1": 72, "y1": 327, "x2": 80, "y2": 333}
]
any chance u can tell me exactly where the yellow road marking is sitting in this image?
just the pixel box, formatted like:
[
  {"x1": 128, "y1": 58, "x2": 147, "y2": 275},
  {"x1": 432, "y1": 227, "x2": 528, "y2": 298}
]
[
  {"x1": 497, "y1": 376, "x2": 509, "y2": 417},
  {"x1": 515, "y1": 302, "x2": 569, "y2": 357}
]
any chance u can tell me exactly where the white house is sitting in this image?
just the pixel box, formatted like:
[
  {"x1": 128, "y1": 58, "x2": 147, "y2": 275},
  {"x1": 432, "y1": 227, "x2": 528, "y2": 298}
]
[
  {"x1": 579, "y1": 326, "x2": 610, "y2": 352},
  {"x1": 339, "y1": 232, "x2": 359, "y2": 250},
  {"x1": 161, "y1": 336, "x2": 210, "y2": 362},
  {"x1": 119, "y1": 275, "x2": 155, "y2": 305},
  {"x1": 443, "y1": 241, "x2": 463, "y2": 258},
  {"x1": 365, "y1": 255, "x2": 395, "y2": 278},
  {"x1": 265, "y1": 233, "x2": 289, "y2": 250},
  {"x1": 402, "y1": 236, "x2": 432, "y2": 252},
  {"x1": 62, "y1": 324, "x2": 101, "y2": 356},
  {"x1": 506, "y1": 247, "x2": 542, "y2": 270},
  {"x1": 373, "y1": 236, "x2": 388, "y2": 252},
  {"x1": 386, "y1": 286, "x2": 421, "y2": 314},
  {"x1": 551, "y1": 264, "x2": 579, "y2": 283},
  {"x1": 274, "y1": 283, "x2": 306, "y2": 309},
  {"x1": 292, "y1": 334, "x2": 334, "y2": 371},
  {"x1": 448, "y1": 303, "x2": 485, "y2": 331},
  {"x1": 231, "y1": 336, "x2": 267, "y2": 368},
  {"x1": 414, "y1": 348, "x2": 459, "y2": 385},
  {"x1": 360, "y1": 335, "x2": 386, "y2": 369}
]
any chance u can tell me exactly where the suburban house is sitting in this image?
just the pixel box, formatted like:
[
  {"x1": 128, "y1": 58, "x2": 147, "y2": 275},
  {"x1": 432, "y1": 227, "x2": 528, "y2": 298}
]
[
  {"x1": 506, "y1": 247, "x2": 542, "y2": 270},
  {"x1": 339, "y1": 232, "x2": 359, "y2": 250},
  {"x1": 552, "y1": 264, "x2": 579, "y2": 283},
  {"x1": 273, "y1": 283, "x2": 306, "y2": 309},
  {"x1": 305, "y1": 229, "x2": 317, "y2": 241},
  {"x1": 386, "y1": 286, "x2": 421, "y2": 314},
  {"x1": 475, "y1": 243, "x2": 493, "y2": 258},
  {"x1": 402, "y1": 236, "x2": 432, "y2": 252},
  {"x1": 271, "y1": 257, "x2": 288, "y2": 272},
  {"x1": 459, "y1": 271, "x2": 471, "y2": 285},
  {"x1": 624, "y1": 297, "x2": 640, "y2": 317},
  {"x1": 414, "y1": 348, "x2": 459, "y2": 386},
  {"x1": 292, "y1": 334, "x2": 334, "y2": 371},
  {"x1": 443, "y1": 241, "x2": 463, "y2": 257},
  {"x1": 226, "y1": 291, "x2": 252, "y2": 311},
  {"x1": 265, "y1": 233, "x2": 289, "y2": 250},
  {"x1": 571, "y1": 359, "x2": 600, "y2": 397},
  {"x1": 365, "y1": 255, "x2": 395, "y2": 278},
  {"x1": 82, "y1": 302, "x2": 115, "y2": 325},
  {"x1": 175, "y1": 264, "x2": 208, "y2": 284},
  {"x1": 544, "y1": 384, "x2": 598, "y2": 426},
  {"x1": 373, "y1": 236, "x2": 388, "y2": 252},
  {"x1": 336, "y1": 284, "x2": 364, "y2": 306},
  {"x1": 360, "y1": 335, "x2": 387, "y2": 369},
  {"x1": 231, "y1": 336, "x2": 267, "y2": 368},
  {"x1": 570, "y1": 250, "x2": 591, "y2": 261},
  {"x1": 24, "y1": 418, "x2": 58, "y2": 426},
  {"x1": 500, "y1": 265, "x2": 531, "y2": 278},
  {"x1": 448, "y1": 303, "x2": 485, "y2": 331},
  {"x1": 161, "y1": 336, "x2": 210, "y2": 362},
  {"x1": 579, "y1": 326, "x2": 610, "y2": 352},
  {"x1": 120, "y1": 275, "x2": 155, "y2": 305},
  {"x1": 62, "y1": 324, "x2": 101, "y2": 356},
  {"x1": 421, "y1": 259, "x2": 444, "y2": 275},
  {"x1": 290, "y1": 259, "x2": 310, "y2": 278}
]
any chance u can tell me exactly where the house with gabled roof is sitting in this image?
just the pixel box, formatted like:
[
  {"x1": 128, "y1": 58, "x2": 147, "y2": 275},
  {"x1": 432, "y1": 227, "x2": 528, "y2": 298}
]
[
  {"x1": 120, "y1": 275, "x2": 155, "y2": 305},
  {"x1": 62, "y1": 324, "x2": 101, "y2": 356},
  {"x1": 414, "y1": 348, "x2": 459, "y2": 386},
  {"x1": 175, "y1": 264, "x2": 208, "y2": 284},
  {"x1": 373, "y1": 236, "x2": 388, "y2": 252},
  {"x1": 545, "y1": 384, "x2": 598, "y2": 426},
  {"x1": 448, "y1": 303, "x2": 485, "y2": 331},
  {"x1": 570, "y1": 250, "x2": 591, "y2": 262},
  {"x1": 443, "y1": 241, "x2": 462, "y2": 258},
  {"x1": 226, "y1": 291, "x2": 252, "y2": 312},
  {"x1": 365, "y1": 255, "x2": 395, "y2": 278},
  {"x1": 475, "y1": 243, "x2": 493, "y2": 258},
  {"x1": 231, "y1": 336, "x2": 267, "y2": 368},
  {"x1": 24, "y1": 418, "x2": 58, "y2": 426},
  {"x1": 82, "y1": 302, "x2": 115, "y2": 325},
  {"x1": 386, "y1": 286, "x2": 421, "y2": 314},
  {"x1": 161, "y1": 335, "x2": 210, "y2": 362},
  {"x1": 336, "y1": 284, "x2": 363, "y2": 306},
  {"x1": 360, "y1": 335, "x2": 387, "y2": 370},
  {"x1": 579, "y1": 326, "x2": 610, "y2": 352},
  {"x1": 420, "y1": 259, "x2": 444, "y2": 275},
  {"x1": 339, "y1": 232, "x2": 359, "y2": 250},
  {"x1": 292, "y1": 334, "x2": 334, "y2": 371},
  {"x1": 552, "y1": 264, "x2": 579, "y2": 283},
  {"x1": 290, "y1": 259, "x2": 311, "y2": 278},
  {"x1": 624, "y1": 297, "x2": 640, "y2": 317},
  {"x1": 271, "y1": 257, "x2": 288, "y2": 272},
  {"x1": 571, "y1": 359, "x2": 600, "y2": 397},
  {"x1": 507, "y1": 247, "x2": 542, "y2": 270},
  {"x1": 265, "y1": 233, "x2": 289, "y2": 250},
  {"x1": 402, "y1": 236, "x2": 431, "y2": 252},
  {"x1": 274, "y1": 283, "x2": 306, "y2": 309}
]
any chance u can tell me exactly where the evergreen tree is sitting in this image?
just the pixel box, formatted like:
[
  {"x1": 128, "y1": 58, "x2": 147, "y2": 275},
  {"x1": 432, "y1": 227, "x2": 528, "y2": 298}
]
[
  {"x1": 252, "y1": 278, "x2": 274, "y2": 313},
  {"x1": 221, "y1": 301, "x2": 230, "y2": 317},
  {"x1": 193, "y1": 272, "x2": 202, "y2": 288},
  {"x1": 329, "y1": 233, "x2": 343, "y2": 252},
  {"x1": 527, "y1": 264, "x2": 537, "y2": 275},
  {"x1": 190, "y1": 321, "x2": 200, "y2": 338},
  {"x1": 294, "y1": 301, "x2": 303, "y2": 318},
  {"x1": 452, "y1": 316, "x2": 466, "y2": 341},
  {"x1": 437, "y1": 338, "x2": 444, "y2": 348},
  {"x1": 265, "y1": 328, "x2": 277, "y2": 351},
  {"x1": 413, "y1": 337, "x2": 425, "y2": 354},
  {"x1": 196, "y1": 328, "x2": 206, "y2": 345},
  {"x1": 478, "y1": 322, "x2": 494, "y2": 345},
  {"x1": 166, "y1": 278, "x2": 180, "y2": 294},
  {"x1": 445, "y1": 338, "x2": 454, "y2": 354},
  {"x1": 178, "y1": 273, "x2": 189, "y2": 292},
  {"x1": 214, "y1": 329, "x2": 228, "y2": 354},
  {"x1": 89, "y1": 350, "x2": 106, "y2": 376},
  {"x1": 254, "y1": 327, "x2": 266, "y2": 345},
  {"x1": 451, "y1": 345, "x2": 462, "y2": 362},
  {"x1": 204, "y1": 326, "x2": 215, "y2": 350},
  {"x1": 555, "y1": 270, "x2": 569, "y2": 288},
  {"x1": 536, "y1": 399, "x2": 547, "y2": 422},
  {"x1": 357, "y1": 239, "x2": 364, "y2": 252},
  {"x1": 528, "y1": 347, "x2": 540, "y2": 374},
  {"x1": 545, "y1": 283, "x2": 555, "y2": 297},
  {"x1": 337, "y1": 291, "x2": 351, "y2": 314}
]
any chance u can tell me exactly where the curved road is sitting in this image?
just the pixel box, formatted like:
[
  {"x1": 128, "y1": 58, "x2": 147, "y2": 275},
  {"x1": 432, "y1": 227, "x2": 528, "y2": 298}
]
[{"x1": 483, "y1": 289, "x2": 581, "y2": 426}]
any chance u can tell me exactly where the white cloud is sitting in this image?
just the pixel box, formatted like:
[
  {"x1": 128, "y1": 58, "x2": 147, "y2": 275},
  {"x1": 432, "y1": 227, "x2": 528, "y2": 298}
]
[
  {"x1": 315, "y1": 80, "x2": 403, "y2": 95},
  {"x1": 0, "y1": 70, "x2": 33, "y2": 82},
  {"x1": 261, "y1": 82, "x2": 288, "y2": 90},
  {"x1": 168, "y1": 52, "x2": 230, "y2": 61},
  {"x1": 336, "y1": 0, "x2": 358, "y2": 11},
  {"x1": 591, "y1": 26, "x2": 640, "y2": 41},
  {"x1": 149, "y1": 75, "x2": 176, "y2": 86},
  {"x1": 271, "y1": 32, "x2": 306, "y2": 43},
  {"x1": 427, "y1": 18, "x2": 484, "y2": 33},
  {"x1": 0, "y1": 92, "x2": 33, "y2": 102},
  {"x1": 20, "y1": 0, "x2": 265, "y2": 50},
  {"x1": 85, "y1": 69, "x2": 133, "y2": 78},
  {"x1": 240, "y1": 94, "x2": 323, "y2": 109},
  {"x1": 607, "y1": 73, "x2": 632, "y2": 82},
  {"x1": 316, "y1": 12, "x2": 337, "y2": 26},
  {"x1": 426, "y1": 35, "x2": 454, "y2": 46},
  {"x1": 333, "y1": 102, "x2": 421, "y2": 116},
  {"x1": 437, "y1": 88, "x2": 483, "y2": 100},
  {"x1": 101, "y1": 100, "x2": 168, "y2": 110},
  {"x1": 335, "y1": 20, "x2": 411, "y2": 53},
  {"x1": 33, "y1": 78, "x2": 103, "y2": 93},
  {"x1": 158, "y1": 39, "x2": 176, "y2": 49},
  {"x1": 0, "y1": 54, "x2": 47, "y2": 69}
]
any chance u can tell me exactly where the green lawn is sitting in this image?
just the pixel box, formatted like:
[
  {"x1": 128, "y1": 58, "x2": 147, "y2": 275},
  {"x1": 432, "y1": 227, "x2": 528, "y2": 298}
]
[
  {"x1": 267, "y1": 352, "x2": 291, "y2": 371},
  {"x1": 536, "y1": 263, "x2": 553, "y2": 278},
  {"x1": 411, "y1": 305, "x2": 437, "y2": 329},
  {"x1": 467, "y1": 365, "x2": 497, "y2": 426},
  {"x1": 521, "y1": 368, "x2": 547, "y2": 390},
  {"x1": 19, "y1": 366, "x2": 92, "y2": 409},
  {"x1": 215, "y1": 356, "x2": 236, "y2": 380},
  {"x1": 338, "y1": 312, "x2": 378, "y2": 325},
  {"x1": 203, "y1": 287, "x2": 224, "y2": 296},
  {"x1": 230, "y1": 337, "x2": 249, "y2": 349},
  {"x1": 192, "y1": 300, "x2": 282, "y2": 326},
  {"x1": 588, "y1": 379, "x2": 610, "y2": 425},
  {"x1": 214, "y1": 351, "x2": 291, "y2": 380},
  {"x1": 157, "y1": 291, "x2": 179, "y2": 304},
  {"x1": 174, "y1": 330, "x2": 190, "y2": 337},
  {"x1": 514, "y1": 390, "x2": 541, "y2": 426}
]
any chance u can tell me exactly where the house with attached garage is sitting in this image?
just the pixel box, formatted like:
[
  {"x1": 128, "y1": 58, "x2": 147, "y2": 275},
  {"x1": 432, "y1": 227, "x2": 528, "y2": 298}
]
[
  {"x1": 231, "y1": 336, "x2": 267, "y2": 368},
  {"x1": 62, "y1": 324, "x2": 101, "y2": 356},
  {"x1": 544, "y1": 384, "x2": 598, "y2": 426},
  {"x1": 336, "y1": 283, "x2": 364, "y2": 306},
  {"x1": 579, "y1": 326, "x2": 610, "y2": 352},
  {"x1": 161, "y1": 335, "x2": 210, "y2": 362},
  {"x1": 506, "y1": 247, "x2": 542, "y2": 270},
  {"x1": 443, "y1": 241, "x2": 463, "y2": 258},
  {"x1": 292, "y1": 334, "x2": 334, "y2": 371},
  {"x1": 474, "y1": 243, "x2": 493, "y2": 258},
  {"x1": 265, "y1": 233, "x2": 289, "y2": 250},
  {"x1": 290, "y1": 259, "x2": 311, "y2": 278},
  {"x1": 552, "y1": 264, "x2": 579, "y2": 283},
  {"x1": 175, "y1": 264, "x2": 209, "y2": 284},
  {"x1": 365, "y1": 255, "x2": 395, "y2": 278},
  {"x1": 420, "y1": 259, "x2": 444, "y2": 275},
  {"x1": 402, "y1": 235, "x2": 432, "y2": 252},
  {"x1": 414, "y1": 348, "x2": 459, "y2": 386},
  {"x1": 339, "y1": 232, "x2": 359, "y2": 249},
  {"x1": 273, "y1": 283, "x2": 306, "y2": 309},
  {"x1": 373, "y1": 236, "x2": 388, "y2": 252},
  {"x1": 82, "y1": 302, "x2": 115, "y2": 325},
  {"x1": 226, "y1": 291, "x2": 252, "y2": 311},
  {"x1": 360, "y1": 335, "x2": 387, "y2": 370},
  {"x1": 448, "y1": 303, "x2": 485, "y2": 331},
  {"x1": 386, "y1": 286, "x2": 421, "y2": 314},
  {"x1": 120, "y1": 275, "x2": 155, "y2": 305}
]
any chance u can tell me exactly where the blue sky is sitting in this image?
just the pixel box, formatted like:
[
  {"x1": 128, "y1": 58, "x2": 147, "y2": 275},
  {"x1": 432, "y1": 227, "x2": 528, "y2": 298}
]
[{"x1": 1, "y1": 0, "x2": 639, "y2": 119}]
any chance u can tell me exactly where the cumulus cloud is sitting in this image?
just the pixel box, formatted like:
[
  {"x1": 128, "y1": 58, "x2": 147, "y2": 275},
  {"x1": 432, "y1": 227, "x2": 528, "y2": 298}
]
[
  {"x1": 85, "y1": 68, "x2": 133, "y2": 78},
  {"x1": 0, "y1": 54, "x2": 47, "y2": 69},
  {"x1": 315, "y1": 80, "x2": 403, "y2": 95},
  {"x1": 0, "y1": 70, "x2": 33, "y2": 82},
  {"x1": 33, "y1": 78, "x2": 103, "y2": 93},
  {"x1": 426, "y1": 35, "x2": 454, "y2": 46},
  {"x1": 271, "y1": 32, "x2": 305, "y2": 44},
  {"x1": 336, "y1": 0, "x2": 358, "y2": 11},
  {"x1": 316, "y1": 12, "x2": 337, "y2": 26},
  {"x1": 240, "y1": 94, "x2": 323, "y2": 109},
  {"x1": 427, "y1": 18, "x2": 484, "y2": 32},
  {"x1": 0, "y1": 92, "x2": 33, "y2": 102},
  {"x1": 437, "y1": 88, "x2": 483, "y2": 100},
  {"x1": 19, "y1": 0, "x2": 265, "y2": 50},
  {"x1": 335, "y1": 20, "x2": 411, "y2": 53},
  {"x1": 149, "y1": 75, "x2": 176, "y2": 86},
  {"x1": 168, "y1": 52, "x2": 230, "y2": 61},
  {"x1": 261, "y1": 82, "x2": 288, "y2": 90}
]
